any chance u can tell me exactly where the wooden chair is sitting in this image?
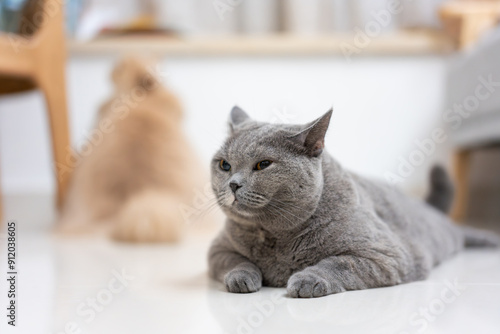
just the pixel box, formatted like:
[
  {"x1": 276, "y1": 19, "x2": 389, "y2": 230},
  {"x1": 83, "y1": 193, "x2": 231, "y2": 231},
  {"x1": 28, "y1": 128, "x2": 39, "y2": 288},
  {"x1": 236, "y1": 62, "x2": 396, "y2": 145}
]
[
  {"x1": 440, "y1": 0, "x2": 500, "y2": 221},
  {"x1": 0, "y1": 0, "x2": 71, "y2": 220},
  {"x1": 440, "y1": 0, "x2": 500, "y2": 50}
]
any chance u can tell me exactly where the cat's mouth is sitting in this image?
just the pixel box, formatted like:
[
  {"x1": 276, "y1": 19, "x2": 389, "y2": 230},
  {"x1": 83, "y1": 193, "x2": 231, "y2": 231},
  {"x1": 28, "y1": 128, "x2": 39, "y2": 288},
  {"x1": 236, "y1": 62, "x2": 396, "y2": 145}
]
[
  {"x1": 223, "y1": 193, "x2": 262, "y2": 216},
  {"x1": 231, "y1": 197, "x2": 250, "y2": 211},
  {"x1": 225, "y1": 201, "x2": 255, "y2": 219},
  {"x1": 217, "y1": 191, "x2": 269, "y2": 219}
]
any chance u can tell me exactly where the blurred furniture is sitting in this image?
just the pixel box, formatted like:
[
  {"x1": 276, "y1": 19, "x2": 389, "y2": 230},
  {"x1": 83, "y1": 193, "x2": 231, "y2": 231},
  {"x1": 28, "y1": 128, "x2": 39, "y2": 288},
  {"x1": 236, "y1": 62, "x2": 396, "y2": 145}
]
[
  {"x1": 0, "y1": 0, "x2": 71, "y2": 220},
  {"x1": 445, "y1": 25, "x2": 500, "y2": 221},
  {"x1": 69, "y1": 30, "x2": 451, "y2": 56},
  {"x1": 440, "y1": 0, "x2": 500, "y2": 49}
]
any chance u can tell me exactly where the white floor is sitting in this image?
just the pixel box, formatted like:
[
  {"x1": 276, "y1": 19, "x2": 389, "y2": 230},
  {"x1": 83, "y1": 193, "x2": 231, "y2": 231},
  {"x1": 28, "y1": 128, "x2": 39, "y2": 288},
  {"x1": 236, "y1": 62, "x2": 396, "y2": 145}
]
[{"x1": 1, "y1": 196, "x2": 500, "y2": 334}]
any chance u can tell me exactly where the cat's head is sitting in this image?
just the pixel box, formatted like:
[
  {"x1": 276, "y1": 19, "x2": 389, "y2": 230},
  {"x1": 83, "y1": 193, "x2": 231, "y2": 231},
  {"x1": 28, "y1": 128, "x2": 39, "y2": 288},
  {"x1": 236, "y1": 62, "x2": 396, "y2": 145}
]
[
  {"x1": 211, "y1": 106, "x2": 332, "y2": 232},
  {"x1": 111, "y1": 57, "x2": 160, "y2": 93},
  {"x1": 99, "y1": 57, "x2": 183, "y2": 121}
]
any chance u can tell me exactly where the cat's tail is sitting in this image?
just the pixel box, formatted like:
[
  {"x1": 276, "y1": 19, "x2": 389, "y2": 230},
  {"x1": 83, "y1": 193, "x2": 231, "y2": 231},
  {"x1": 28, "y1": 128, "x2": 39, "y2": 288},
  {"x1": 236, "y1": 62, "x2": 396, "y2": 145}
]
[
  {"x1": 426, "y1": 165, "x2": 454, "y2": 214},
  {"x1": 460, "y1": 226, "x2": 500, "y2": 248},
  {"x1": 112, "y1": 190, "x2": 186, "y2": 243}
]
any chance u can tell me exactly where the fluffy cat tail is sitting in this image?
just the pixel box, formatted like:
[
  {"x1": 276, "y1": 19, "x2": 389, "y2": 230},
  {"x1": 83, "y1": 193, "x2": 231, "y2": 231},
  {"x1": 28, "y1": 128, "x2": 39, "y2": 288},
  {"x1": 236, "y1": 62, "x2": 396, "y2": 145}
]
[
  {"x1": 112, "y1": 190, "x2": 185, "y2": 243},
  {"x1": 460, "y1": 226, "x2": 500, "y2": 248},
  {"x1": 426, "y1": 165, "x2": 454, "y2": 214}
]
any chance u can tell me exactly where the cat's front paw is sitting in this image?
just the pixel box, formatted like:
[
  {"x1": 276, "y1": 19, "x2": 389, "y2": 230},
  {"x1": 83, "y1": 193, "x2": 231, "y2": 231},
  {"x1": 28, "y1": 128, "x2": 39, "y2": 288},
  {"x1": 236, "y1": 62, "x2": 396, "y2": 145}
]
[
  {"x1": 224, "y1": 268, "x2": 262, "y2": 293},
  {"x1": 287, "y1": 271, "x2": 331, "y2": 298}
]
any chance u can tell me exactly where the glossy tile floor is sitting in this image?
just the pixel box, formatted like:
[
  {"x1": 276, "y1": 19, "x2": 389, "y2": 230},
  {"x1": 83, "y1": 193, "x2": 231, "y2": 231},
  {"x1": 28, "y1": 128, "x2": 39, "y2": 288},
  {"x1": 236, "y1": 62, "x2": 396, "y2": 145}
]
[{"x1": 1, "y1": 195, "x2": 500, "y2": 334}]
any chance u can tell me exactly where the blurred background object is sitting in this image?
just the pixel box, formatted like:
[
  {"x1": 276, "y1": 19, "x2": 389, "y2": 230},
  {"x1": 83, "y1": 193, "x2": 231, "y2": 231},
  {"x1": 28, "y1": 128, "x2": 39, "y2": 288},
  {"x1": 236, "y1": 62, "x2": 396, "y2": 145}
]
[
  {"x1": 0, "y1": 0, "x2": 25, "y2": 34},
  {"x1": 445, "y1": 25, "x2": 500, "y2": 226},
  {"x1": 440, "y1": 0, "x2": 500, "y2": 50},
  {"x1": 0, "y1": 0, "x2": 499, "y2": 228},
  {"x1": 0, "y1": 0, "x2": 70, "y2": 221},
  {"x1": 2, "y1": 0, "x2": 498, "y2": 41},
  {"x1": 240, "y1": 0, "x2": 279, "y2": 35},
  {"x1": 400, "y1": 0, "x2": 445, "y2": 29}
]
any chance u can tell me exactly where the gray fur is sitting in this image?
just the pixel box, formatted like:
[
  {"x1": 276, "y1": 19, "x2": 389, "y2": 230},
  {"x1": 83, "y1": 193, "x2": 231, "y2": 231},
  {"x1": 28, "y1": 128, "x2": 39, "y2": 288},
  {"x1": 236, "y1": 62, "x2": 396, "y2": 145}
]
[{"x1": 208, "y1": 107, "x2": 500, "y2": 298}]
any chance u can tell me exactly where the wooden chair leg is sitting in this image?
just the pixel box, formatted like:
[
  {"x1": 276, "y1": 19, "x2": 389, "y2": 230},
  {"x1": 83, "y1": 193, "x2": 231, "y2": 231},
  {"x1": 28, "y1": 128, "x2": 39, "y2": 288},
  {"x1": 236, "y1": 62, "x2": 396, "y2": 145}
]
[
  {"x1": 451, "y1": 149, "x2": 472, "y2": 222},
  {"x1": 0, "y1": 0, "x2": 70, "y2": 212},
  {"x1": 38, "y1": 68, "x2": 71, "y2": 209}
]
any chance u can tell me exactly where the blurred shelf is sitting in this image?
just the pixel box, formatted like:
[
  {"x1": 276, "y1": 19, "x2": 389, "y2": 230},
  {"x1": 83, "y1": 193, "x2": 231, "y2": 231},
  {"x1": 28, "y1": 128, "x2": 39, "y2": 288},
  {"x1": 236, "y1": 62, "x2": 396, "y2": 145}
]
[{"x1": 68, "y1": 30, "x2": 452, "y2": 57}]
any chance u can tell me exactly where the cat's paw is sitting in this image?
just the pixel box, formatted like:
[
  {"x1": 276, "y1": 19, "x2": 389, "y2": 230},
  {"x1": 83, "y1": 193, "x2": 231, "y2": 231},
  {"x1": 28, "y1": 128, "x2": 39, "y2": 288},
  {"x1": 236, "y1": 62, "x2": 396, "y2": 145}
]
[
  {"x1": 287, "y1": 271, "x2": 330, "y2": 298},
  {"x1": 224, "y1": 268, "x2": 262, "y2": 293}
]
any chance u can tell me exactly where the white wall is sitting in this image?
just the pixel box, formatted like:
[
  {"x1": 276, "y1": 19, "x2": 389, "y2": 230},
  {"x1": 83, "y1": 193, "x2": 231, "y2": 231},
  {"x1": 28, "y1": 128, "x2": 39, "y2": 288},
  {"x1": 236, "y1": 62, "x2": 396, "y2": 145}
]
[{"x1": 0, "y1": 55, "x2": 449, "y2": 196}]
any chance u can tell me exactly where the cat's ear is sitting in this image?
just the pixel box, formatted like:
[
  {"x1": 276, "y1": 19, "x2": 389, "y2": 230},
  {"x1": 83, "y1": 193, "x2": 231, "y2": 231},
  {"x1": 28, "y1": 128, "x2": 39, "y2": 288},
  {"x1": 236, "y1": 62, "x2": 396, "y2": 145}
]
[
  {"x1": 294, "y1": 109, "x2": 332, "y2": 157},
  {"x1": 229, "y1": 106, "x2": 250, "y2": 133}
]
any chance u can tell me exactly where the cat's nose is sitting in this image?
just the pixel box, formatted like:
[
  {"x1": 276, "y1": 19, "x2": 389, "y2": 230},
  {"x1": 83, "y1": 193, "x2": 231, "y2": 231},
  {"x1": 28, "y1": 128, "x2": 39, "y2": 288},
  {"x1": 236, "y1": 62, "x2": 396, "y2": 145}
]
[{"x1": 229, "y1": 182, "x2": 242, "y2": 193}]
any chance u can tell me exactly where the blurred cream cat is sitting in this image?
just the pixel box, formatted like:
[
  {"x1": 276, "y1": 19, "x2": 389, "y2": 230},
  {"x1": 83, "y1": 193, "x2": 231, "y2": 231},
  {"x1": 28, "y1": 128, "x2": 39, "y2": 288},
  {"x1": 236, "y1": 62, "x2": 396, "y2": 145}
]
[{"x1": 58, "y1": 57, "x2": 205, "y2": 242}]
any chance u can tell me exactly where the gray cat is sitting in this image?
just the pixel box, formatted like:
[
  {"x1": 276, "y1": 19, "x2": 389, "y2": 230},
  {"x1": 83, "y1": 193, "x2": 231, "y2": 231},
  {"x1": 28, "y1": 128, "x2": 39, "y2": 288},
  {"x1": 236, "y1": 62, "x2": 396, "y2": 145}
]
[{"x1": 208, "y1": 107, "x2": 500, "y2": 298}]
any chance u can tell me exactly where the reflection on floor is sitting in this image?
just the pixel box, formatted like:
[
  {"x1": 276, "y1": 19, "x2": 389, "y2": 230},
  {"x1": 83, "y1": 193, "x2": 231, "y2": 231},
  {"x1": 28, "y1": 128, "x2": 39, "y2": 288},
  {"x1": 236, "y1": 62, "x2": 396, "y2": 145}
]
[
  {"x1": 0, "y1": 232, "x2": 499, "y2": 334},
  {"x1": 1, "y1": 194, "x2": 500, "y2": 334}
]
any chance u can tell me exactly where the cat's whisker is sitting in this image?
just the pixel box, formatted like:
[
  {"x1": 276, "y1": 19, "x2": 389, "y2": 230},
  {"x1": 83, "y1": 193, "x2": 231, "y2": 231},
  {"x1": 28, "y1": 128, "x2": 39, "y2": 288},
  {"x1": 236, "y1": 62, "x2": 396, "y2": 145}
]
[
  {"x1": 238, "y1": 193, "x2": 267, "y2": 208},
  {"x1": 267, "y1": 208, "x2": 300, "y2": 227},
  {"x1": 197, "y1": 197, "x2": 221, "y2": 210},
  {"x1": 265, "y1": 204, "x2": 299, "y2": 227},
  {"x1": 267, "y1": 201, "x2": 303, "y2": 221},
  {"x1": 191, "y1": 194, "x2": 227, "y2": 220},
  {"x1": 271, "y1": 198, "x2": 307, "y2": 212},
  {"x1": 193, "y1": 200, "x2": 224, "y2": 222},
  {"x1": 245, "y1": 191, "x2": 267, "y2": 202}
]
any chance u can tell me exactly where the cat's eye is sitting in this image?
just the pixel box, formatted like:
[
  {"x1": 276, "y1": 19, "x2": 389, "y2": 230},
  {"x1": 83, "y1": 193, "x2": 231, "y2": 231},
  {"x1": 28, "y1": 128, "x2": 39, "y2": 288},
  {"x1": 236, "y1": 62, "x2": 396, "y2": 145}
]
[
  {"x1": 219, "y1": 160, "x2": 231, "y2": 172},
  {"x1": 255, "y1": 160, "x2": 272, "y2": 171}
]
